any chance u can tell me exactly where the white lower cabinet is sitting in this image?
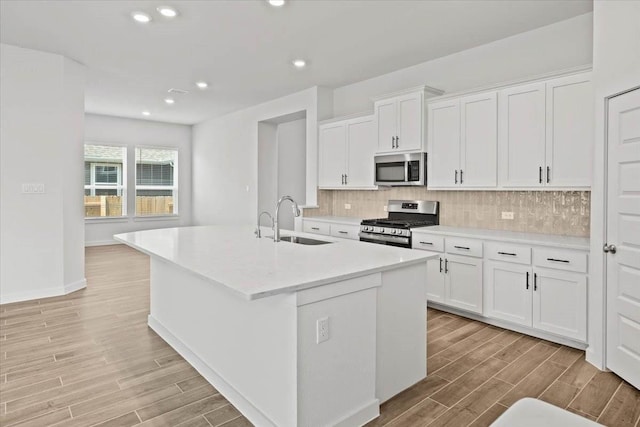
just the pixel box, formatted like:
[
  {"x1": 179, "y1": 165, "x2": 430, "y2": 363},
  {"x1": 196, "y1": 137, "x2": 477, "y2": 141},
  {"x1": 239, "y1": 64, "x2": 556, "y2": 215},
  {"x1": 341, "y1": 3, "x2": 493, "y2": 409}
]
[
  {"x1": 485, "y1": 262, "x2": 532, "y2": 327},
  {"x1": 446, "y1": 255, "x2": 483, "y2": 314},
  {"x1": 532, "y1": 267, "x2": 587, "y2": 342},
  {"x1": 416, "y1": 231, "x2": 589, "y2": 346}
]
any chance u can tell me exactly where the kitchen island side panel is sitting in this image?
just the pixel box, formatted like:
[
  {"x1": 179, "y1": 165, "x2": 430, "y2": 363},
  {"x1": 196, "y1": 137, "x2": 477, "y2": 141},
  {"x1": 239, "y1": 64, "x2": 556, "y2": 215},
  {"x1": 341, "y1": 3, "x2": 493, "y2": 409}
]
[{"x1": 149, "y1": 258, "x2": 298, "y2": 427}]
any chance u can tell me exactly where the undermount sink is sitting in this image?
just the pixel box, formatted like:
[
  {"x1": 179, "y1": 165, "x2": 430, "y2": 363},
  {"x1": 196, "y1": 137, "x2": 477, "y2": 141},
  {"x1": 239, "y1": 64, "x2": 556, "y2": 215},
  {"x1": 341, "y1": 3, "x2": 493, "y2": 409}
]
[{"x1": 280, "y1": 236, "x2": 333, "y2": 245}]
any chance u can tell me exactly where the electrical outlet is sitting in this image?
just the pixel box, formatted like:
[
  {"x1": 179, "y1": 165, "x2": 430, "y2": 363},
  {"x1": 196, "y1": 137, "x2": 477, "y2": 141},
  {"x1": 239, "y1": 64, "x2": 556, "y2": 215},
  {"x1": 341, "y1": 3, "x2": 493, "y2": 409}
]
[
  {"x1": 344, "y1": 203, "x2": 351, "y2": 210},
  {"x1": 22, "y1": 183, "x2": 45, "y2": 194},
  {"x1": 383, "y1": 205, "x2": 388, "y2": 212},
  {"x1": 317, "y1": 317, "x2": 329, "y2": 343},
  {"x1": 501, "y1": 211, "x2": 515, "y2": 220}
]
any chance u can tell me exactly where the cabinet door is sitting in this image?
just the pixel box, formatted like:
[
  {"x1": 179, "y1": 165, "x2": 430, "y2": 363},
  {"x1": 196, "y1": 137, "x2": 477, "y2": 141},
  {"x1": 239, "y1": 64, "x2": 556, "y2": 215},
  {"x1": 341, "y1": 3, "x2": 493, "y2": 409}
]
[
  {"x1": 460, "y1": 92, "x2": 498, "y2": 187},
  {"x1": 376, "y1": 99, "x2": 397, "y2": 153},
  {"x1": 498, "y1": 82, "x2": 546, "y2": 187},
  {"x1": 318, "y1": 124, "x2": 346, "y2": 188},
  {"x1": 545, "y1": 73, "x2": 593, "y2": 187},
  {"x1": 346, "y1": 116, "x2": 376, "y2": 188},
  {"x1": 445, "y1": 254, "x2": 483, "y2": 314},
  {"x1": 426, "y1": 257, "x2": 446, "y2": 304},
  {"x1": 485, "y1": 262, "x2": 532, "y2": 327},
  {"x1": 427, "y1": 100, "x2": 460, "y2": 188},
  {"x1": 397, "y1": 92, "x2": 423, "y2": 151},
  {"x1": 532, "y1": 268, "x2": 587, "y2": 342}
]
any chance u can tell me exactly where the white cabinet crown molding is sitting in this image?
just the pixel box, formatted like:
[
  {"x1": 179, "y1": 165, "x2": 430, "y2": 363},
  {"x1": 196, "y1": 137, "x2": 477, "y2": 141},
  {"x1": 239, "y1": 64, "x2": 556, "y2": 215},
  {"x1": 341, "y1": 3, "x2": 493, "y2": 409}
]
[{"x1": 370, "y1": 85, "x2": 444, "y2": 103}]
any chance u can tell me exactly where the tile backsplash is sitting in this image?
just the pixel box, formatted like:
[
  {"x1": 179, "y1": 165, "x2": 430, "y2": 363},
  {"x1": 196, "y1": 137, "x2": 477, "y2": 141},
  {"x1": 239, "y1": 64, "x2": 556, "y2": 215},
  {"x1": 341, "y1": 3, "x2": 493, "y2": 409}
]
[{"x1": 304, "y1": 189, "x2": 591, "y2": 237}]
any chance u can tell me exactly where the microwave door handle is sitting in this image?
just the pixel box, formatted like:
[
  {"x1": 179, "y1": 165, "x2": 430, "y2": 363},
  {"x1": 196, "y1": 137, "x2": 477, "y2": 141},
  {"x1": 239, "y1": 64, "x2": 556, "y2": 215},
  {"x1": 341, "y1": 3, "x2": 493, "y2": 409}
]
[{"x1": 405, "y1": 161, "x2": 409, "y2": 183}]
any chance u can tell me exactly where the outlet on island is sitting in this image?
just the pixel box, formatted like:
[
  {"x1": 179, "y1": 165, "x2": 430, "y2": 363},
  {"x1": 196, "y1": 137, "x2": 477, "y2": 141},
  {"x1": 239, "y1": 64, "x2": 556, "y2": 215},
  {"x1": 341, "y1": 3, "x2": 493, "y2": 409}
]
[
  {"x1": 501, "y1": 211, "x2": 515, "y2": 220},
  {"x1": 316, "y1": 317, "x2": 329, "y2": 344},
  {"x1": 344, "y1": 203, "x2": 351, "y2": 210}
]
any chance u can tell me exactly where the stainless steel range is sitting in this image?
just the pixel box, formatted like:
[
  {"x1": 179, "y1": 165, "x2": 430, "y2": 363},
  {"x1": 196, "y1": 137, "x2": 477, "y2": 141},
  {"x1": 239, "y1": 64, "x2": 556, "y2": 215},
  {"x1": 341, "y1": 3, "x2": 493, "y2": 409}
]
[{"x1": 359, "y1": 200, "x2": 439, "y2": 248}]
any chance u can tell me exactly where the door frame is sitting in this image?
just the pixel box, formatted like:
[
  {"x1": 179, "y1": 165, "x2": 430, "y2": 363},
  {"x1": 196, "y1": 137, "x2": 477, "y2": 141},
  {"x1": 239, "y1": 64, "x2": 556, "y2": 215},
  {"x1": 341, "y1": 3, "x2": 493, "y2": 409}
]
[{"x1": 587, "y1": 85, "x2": 640, "y2": 371}]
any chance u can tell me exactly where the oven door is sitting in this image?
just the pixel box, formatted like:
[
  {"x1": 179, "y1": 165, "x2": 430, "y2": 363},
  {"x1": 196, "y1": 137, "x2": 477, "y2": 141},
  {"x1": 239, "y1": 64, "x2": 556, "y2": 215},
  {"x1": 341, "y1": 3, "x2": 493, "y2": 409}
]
[
  {"x1": 359, "y1": 232, "x2": 410, "y2": 248},
  {"x1": 374, "y1": 153, "x2": 426, "y2": 186}
]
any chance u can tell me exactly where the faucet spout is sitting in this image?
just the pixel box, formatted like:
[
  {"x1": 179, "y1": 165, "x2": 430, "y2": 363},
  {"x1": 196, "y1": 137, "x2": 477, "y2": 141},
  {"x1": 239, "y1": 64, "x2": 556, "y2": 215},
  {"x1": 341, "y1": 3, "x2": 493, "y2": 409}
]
[
  {"x1": 274, "y1": 196, "x2": 301, "y2": 242},
  {"x1": 256, "y1": 211, "x2": 274, "y2": 238}
]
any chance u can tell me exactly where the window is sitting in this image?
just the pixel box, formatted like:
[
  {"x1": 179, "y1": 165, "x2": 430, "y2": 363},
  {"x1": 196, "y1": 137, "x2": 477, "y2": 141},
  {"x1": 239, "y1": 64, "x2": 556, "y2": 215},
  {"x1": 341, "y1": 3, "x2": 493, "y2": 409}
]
[
  {"x1": 135, "y1": 147, "x2": 178, "y2": 216},
  {"x1": 84, "y1": 144, "x2": 126, "y2": 217}
]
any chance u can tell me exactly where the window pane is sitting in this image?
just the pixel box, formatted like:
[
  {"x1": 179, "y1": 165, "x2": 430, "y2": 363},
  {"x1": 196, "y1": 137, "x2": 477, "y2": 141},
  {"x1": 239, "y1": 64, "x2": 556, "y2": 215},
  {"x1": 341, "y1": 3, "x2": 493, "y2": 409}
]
[
  {"x1": 136, "y1": 148, "x2": 178, "y2": 215},
  {"x1": 84, "y1": 144, "x2": 126, "y2": 218}
]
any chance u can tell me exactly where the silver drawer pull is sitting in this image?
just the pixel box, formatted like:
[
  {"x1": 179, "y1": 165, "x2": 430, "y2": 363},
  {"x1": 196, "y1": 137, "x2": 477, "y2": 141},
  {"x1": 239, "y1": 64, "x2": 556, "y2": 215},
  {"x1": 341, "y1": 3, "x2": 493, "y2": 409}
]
[
  {"x1": 338, "y1": 231, "x2": 348, "y2": 234},
  {"x1": 547, "y1": 258, "x2": 570, "y2": 263},
  {"x1": 420, "y1": 241, "x2": 433, "y2": 245},
  {"x1": 454, "y1": 245, "x2": 470, "y2": 250},
  {"x1": 498, "y1": 251, "x2": 517, "y2": 256},
  {"x1": 311, "y1": 227, "x2": 320, "y2": 231}
]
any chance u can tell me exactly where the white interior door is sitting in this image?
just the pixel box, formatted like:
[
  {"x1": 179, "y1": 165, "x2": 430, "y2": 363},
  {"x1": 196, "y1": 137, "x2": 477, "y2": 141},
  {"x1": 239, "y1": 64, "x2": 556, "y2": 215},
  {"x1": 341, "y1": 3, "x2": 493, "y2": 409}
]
[{"x1": 606, "y1": 87, "x2": 640, "y2": 389}]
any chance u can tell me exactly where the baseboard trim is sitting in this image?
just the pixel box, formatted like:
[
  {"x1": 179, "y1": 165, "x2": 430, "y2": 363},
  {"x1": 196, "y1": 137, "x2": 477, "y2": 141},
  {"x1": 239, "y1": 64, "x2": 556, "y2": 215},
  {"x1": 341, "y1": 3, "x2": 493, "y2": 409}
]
[
  {"x1": 147, "y1": 315, "x2": 279, "y2": 427},
  {"x1": 1, "y1": 277, "x2": 87, "y2": 305},
  {"x1": 85, "y1": 240, "x2": 120, "y2": 247}
]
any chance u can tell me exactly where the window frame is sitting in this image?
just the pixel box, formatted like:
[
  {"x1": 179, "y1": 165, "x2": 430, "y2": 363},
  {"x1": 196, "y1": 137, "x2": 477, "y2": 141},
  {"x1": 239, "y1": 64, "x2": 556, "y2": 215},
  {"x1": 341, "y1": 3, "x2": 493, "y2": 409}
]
[
  {"x1": 134, "y1": 145, "x2": 179, "y2": 217},
  {"x1": 84, "y1": 143, "x2": 128, "y2": 219}
]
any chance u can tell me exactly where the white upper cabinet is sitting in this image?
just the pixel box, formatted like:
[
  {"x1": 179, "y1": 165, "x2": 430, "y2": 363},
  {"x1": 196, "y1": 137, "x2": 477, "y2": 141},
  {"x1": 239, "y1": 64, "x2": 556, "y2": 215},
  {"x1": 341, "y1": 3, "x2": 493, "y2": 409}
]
[
  {"x1": 496, "y1": 71, "x2": 593, "y2": 189},
  {"x1": 318, "y1": 123, "x2": 346, "y2": 188},
  {"x1": 545, "y1": 73, "x2": 593, "y2": 187},
  {"x1": 428, "y1": 91, "x2": 497, "y2": 189},
  {"x1": 427, "y1": 99, "x2": 460, "y2": 188},
  {"x1": 374, "y1": 87, "x2": 443, "y2": 154},
  {"x1": 318, "y1": 115, "x2": 376, "y2": 189},
  {"x1": 498, "y1": 82, "x2": 547, "y2": 188},
  {"x1": 460, "y1": 92, "x2": 498, "y2": 187}
]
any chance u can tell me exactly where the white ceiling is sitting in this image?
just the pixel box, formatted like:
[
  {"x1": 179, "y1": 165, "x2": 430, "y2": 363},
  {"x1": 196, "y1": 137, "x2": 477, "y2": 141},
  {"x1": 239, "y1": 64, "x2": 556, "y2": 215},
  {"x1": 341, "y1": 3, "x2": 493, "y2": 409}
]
[{"x1": 0, "y1": 0, "x2": 592, "y2": 125}]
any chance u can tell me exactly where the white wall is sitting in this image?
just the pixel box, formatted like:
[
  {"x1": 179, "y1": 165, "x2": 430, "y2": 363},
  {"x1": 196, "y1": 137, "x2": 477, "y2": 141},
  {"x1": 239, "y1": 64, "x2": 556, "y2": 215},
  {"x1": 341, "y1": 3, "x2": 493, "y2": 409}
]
[
  {"x1": 192, "y1": 87, "x2": 333, "y2": 226},
  {"x1": 332, "y1": 13, "x2": 593, "y2": 116},
  {"x1": 1, "y1": 44, "x2": 86, "y2": 303},
  {"x1": 587, "y1": 1, "x2": 640, "y2": 369},
  {"x1": 84, "y1": 114, "x2": 192, "y2": 245},
  {"x1": 277, "y1": 118, "x2": 307, "y2": 230}
]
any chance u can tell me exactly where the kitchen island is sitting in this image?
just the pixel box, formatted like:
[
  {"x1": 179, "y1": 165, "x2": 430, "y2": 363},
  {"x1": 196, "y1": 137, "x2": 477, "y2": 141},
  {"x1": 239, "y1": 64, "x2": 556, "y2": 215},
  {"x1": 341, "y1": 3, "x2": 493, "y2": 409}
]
[{"x1": 115, "y1": 225, "x2": 438, "y2": 427}]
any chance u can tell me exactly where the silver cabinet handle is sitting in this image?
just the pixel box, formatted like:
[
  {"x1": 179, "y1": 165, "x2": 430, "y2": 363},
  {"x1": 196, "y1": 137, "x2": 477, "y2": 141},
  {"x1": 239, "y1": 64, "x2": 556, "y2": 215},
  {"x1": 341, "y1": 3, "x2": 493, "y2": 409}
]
[
  {"x1": 546, "y1": 166, "x2": 550, "y2": 184},
  {"x1": 539, "y1": 166, "x2": 543, "y2": 184},
  {"x1": 444, "y1": 258, "x2": 449, "y2": 274},
  {"x1": 460, "y1": 170, "x2": 463, "y2": 184},
  {"x1": 455, "y1": 170, "x2": 458, "y2": 184},
  {"x1": 498, "y1": 251, "x2": 517, "y2": 256},
  {"x1": 547, "y1": 258, "x2": 570, "y2": 263},
  {"x1": 603, "y1": 244, "x2": 617, "y2": 254}
]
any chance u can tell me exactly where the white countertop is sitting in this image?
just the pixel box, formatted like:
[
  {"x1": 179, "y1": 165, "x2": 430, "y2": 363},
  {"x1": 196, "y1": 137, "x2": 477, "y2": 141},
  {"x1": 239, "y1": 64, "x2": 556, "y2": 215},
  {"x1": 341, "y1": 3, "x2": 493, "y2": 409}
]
[
  {"x1": 303, "y1": 216, "x2": 363, "y2": 225},
  {"x1": 114, "y1": 225, "x2": 438, "y2": 300},
  {"x1": 412, "y1": 226, "x2": 590, "y2": 250}
]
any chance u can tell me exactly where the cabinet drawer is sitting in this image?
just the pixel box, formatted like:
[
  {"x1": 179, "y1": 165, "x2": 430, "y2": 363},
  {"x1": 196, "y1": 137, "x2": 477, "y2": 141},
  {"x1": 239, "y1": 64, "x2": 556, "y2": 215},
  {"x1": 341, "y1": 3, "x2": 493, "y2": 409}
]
[
  {"x1": 533, "y1": 248, "x2": 587, "y2": 273},
  {"x1": 446, "y1": 238, "x2": 483, "y2": 258},
  {"x1": 412, "y1": 235, "x2": 444, "y2": 252},
  {"x1": 486, "y1": 242, "x2": 531, "y2": 265},
  {"x1": 303, "y1": 221, "x2": 330, "y2": 236},
  {"x1": 330, "y1": 224, "x2": 360, "y2": 240}
]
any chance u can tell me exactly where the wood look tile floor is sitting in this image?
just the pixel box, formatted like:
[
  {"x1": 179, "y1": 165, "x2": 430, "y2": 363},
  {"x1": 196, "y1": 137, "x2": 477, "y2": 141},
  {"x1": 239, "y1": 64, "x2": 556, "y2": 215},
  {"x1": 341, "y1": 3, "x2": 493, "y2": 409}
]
[{"x1": 0, "y1": 245, "x2": 638, "y2": 427}]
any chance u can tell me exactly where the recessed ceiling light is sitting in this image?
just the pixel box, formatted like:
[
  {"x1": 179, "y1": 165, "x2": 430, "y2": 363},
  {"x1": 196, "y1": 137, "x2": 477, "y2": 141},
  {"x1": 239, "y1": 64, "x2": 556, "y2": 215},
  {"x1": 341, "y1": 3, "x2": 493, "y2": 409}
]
[
  {"x1": 268, "y1": 0, "x2": 285, "y2": 6},
  {"x1": 157, "y1": 6, "x2": 178, "y2": 18},
  {"x1": 164, "y1": 98, "x2": 175, "y2": 105},
  {"x1": 142, "y1": 111, "x2": 151, "y2": 116},
  {"x1": 292, "y1": 59, "x2": 306, "y2": 68},
  {"x1": 196, "y1": 81, "x2": 208, "y2": 89},
  {"x1": 131, "y1": 12, "x2": 152, "y2": 23}
]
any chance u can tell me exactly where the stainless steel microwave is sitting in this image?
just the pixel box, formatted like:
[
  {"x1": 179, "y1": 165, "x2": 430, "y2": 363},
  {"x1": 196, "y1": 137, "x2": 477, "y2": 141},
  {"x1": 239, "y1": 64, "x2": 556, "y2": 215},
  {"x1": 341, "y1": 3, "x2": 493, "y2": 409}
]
[{"x1": 374, "y1": 152, "x2": 427, "y2": 186}]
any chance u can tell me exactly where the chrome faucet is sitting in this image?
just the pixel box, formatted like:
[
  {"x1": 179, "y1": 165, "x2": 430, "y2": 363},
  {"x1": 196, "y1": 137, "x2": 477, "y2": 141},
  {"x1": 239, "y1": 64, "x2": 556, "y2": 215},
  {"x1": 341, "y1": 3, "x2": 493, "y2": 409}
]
[
  {"x1": 273, "y1": 196, "x2": 301, "y2": 242},
  {"x1": 255, "y1": 211, "x2": 274, "y2": 238}
]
